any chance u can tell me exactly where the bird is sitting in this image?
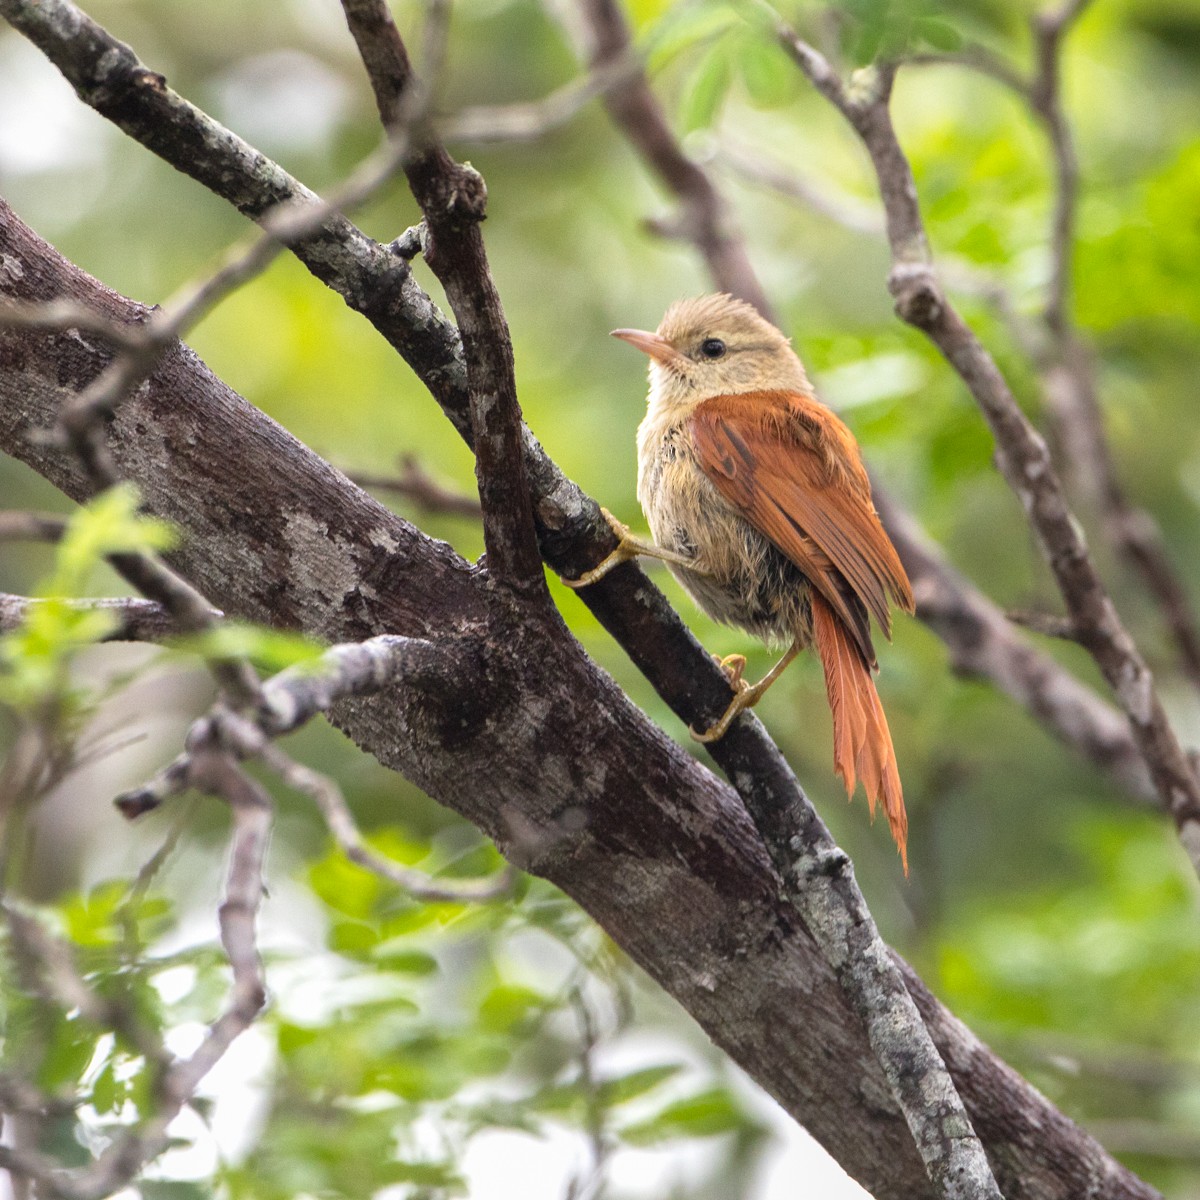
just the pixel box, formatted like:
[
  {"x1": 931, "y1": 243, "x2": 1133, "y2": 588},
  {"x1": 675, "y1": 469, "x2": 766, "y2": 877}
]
[{"x1": 567, "y1": 293, "x2": 914, "y2": 870}]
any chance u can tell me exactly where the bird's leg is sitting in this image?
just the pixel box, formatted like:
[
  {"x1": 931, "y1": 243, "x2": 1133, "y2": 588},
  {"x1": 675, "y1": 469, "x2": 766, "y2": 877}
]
[
  {"x1": 691, "y1": 642, "x2": 801, "y2": 743},
  {"x1": 564, "y1": 508, "x2": 699, "y2": 588}
]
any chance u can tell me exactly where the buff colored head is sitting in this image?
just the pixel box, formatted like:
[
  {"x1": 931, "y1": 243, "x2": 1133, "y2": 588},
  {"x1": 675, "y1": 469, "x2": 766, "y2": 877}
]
[{"x1": 612, "y1": 293, "x2": 809, "y2": 411}]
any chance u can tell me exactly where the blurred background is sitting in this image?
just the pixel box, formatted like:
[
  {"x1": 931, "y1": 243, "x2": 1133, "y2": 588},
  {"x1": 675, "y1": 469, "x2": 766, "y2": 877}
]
[{"x1": 2, "y1": 0, "x2": 1200, "y2": 1195}]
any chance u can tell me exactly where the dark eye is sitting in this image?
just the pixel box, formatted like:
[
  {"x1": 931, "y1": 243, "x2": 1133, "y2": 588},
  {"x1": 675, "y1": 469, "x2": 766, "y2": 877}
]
[{"x1": 700, "y1": 338, "x2": 726, "y2": 359}]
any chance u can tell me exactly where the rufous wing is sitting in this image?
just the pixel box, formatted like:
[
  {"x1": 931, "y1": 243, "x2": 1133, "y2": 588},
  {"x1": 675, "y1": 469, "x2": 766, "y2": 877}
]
[{"x1": 688, "y1": 389, "x2": 914, "y2": 650}]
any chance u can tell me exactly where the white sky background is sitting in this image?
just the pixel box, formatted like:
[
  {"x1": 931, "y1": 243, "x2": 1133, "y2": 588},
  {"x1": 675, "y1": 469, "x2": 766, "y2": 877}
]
[{"x1": 0, "y1": 20, "x2": 874, "y2": 1200}]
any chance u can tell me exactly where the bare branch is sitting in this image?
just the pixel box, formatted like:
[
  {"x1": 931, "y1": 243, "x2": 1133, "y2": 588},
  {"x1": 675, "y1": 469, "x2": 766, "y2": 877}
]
[
  {"x1": 113, "y1": 633, "x2": 515, "y2": 902},
  {"x1": 710, "y1": 139, "x2": 884, "y2": 236},
  {"x1": 439, "y1": 53, "x2": 641, "y2": 144},
  {"x1": 0, "y1": 511, "x2": 68, "y2": 542},
  {"x1": 573, "y1": 0, "x2": 776, "y2": 319},
  {"x1": 1083, "y1": 1120, "x2": 1200, "y2": 1164},
  {"x1": 905, "y1": 46, "x2": 1028, "y2": 95},
  {"x1": 773, "y1": 15, "x2": 1200, "y2": 879},
  {"x1": 341, "y1": 0, "x2": 544, "y2": 591},
  {"x1": 1003, "y1": 610, "x2": 1081, "y2": 641},
  {"x1": 260, "y1": 743, "x2": 516, "y2": 903},
  {"x1": 0, "y1": 592, "x2": 198, "y2": 640},
  {"x1": 352, "y1": 455, "x2": 482, "y2": 519}
]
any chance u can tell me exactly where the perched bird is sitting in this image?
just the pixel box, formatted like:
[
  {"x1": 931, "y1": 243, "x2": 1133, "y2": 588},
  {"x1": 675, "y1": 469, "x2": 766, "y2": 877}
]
[{"x1": 569, "y1": 294, "x2": 914, "y2": 869}]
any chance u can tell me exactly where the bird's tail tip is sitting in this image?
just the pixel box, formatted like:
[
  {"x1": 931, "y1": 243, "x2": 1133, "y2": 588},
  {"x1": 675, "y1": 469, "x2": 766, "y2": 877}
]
[{"x1": 811, "y1": 594, "x2": 909, "y2": 875}]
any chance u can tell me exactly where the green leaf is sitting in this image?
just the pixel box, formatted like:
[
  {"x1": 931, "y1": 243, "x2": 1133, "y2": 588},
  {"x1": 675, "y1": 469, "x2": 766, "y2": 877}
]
[
  {"x1": 328, "y1": 919, "x2": 380, "y2": 956},
  {"x1": 735, "y1": 35, "x2": 799, "y2": 109},
  {"x1": 371, "y1": 945, "x2": 439, "y2": 975},
  {"x1": 643, "y1": 2, "x2": 740, "y2": 73},
  {"x1": 48, "y1": 483, "x2": 175, "y2": 597},
  {"x1": 679, "y1": 42, "x2": 733, "y2": 133},
  {"x1": 599, "y1": 1063, "x2": 684, "y2": 1105},
  {"x1": 915, "y1": 17, "x2": 963, "y2": 51},
  {"x1": 477, "y1": 984, "x2": 547, "y2": 1034},
  {"x1": 176, "y1": 622, "x2": 324, "y2": 674},
  {"x1": 90, "y1": 1060, "x2": 121, "y2": 1115},
  {"x1": 618, "y1": 1087, "x2": 749, "y2": 1144},
  {"x1": 308, "y1": 851, "x2": 385, "y2": 920}
]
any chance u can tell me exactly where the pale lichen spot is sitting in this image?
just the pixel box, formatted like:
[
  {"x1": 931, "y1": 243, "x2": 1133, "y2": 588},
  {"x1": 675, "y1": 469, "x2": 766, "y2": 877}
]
[{"x1": 1114, "y1": 660, "x2": 1154, "y2": 725}]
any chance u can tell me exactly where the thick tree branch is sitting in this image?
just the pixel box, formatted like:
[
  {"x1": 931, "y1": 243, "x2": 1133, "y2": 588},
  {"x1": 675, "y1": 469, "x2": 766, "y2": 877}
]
[{"x1": 0, "y1": 199, "x2": 1158, "y2": 1200}]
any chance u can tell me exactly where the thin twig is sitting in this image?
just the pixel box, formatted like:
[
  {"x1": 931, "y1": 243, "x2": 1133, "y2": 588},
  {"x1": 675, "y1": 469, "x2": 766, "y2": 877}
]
[
  {"x1": 0, "y1": 592, "x2": 211, "y2": 640},
  {"x1": 0, "y1": 511, "x2": 69, "y2": 541},
  {"x1": 115, "y1": 634, "x2": 515, "y2": 904},
  {"x1": 260, "y1": 743, "x2": 516, "y2": 903},
  {"x1": 351, "y1": 455, "x2": 482, "y2": 519},
  {"x1": 438, "y1": 53, "x2": 641, "y2": 144}
]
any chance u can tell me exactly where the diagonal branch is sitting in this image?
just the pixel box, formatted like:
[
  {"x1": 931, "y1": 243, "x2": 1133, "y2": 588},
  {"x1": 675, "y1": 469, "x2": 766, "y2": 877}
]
[
  {"x1": 575, "y1": 0, "x2": 774, "y2": 318},
  {"x1": 773, "y1": 16, "x2": 1200, "y2": 878},
  {"x1": 906, "y1": 6, "x2": 1200, "y2": 693},
  {"x1": 340, "y1": 0, "x2": 544, "y2": 591}
]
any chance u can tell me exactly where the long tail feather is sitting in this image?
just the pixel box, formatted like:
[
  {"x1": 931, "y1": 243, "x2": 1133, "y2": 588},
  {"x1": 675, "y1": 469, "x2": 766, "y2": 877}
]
[{"x1": 810, "y1": 593, "x2": 908, "y2": 874}]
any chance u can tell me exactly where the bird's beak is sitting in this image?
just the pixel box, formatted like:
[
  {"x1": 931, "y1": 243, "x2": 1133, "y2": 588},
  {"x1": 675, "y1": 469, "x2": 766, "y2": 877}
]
[{"x1": 611, "y1": 328, "x2": 689, "y2": 370}]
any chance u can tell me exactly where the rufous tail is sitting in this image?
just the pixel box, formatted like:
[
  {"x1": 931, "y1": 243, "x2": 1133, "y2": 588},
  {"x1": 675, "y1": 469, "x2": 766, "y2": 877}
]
[{"x1": 810, "y1": 593, "x2": 908, "y2": 874}]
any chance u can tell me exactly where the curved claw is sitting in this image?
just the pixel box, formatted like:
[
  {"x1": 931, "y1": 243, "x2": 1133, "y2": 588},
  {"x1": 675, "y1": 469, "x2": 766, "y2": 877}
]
[{"x1": 562, "y1": 509, "x2": 637, "y2": 589}]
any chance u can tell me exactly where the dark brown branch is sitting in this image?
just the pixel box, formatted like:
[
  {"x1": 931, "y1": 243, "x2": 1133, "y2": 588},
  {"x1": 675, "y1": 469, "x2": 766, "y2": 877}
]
[
  {"x1": 340, "y1": 0, "x2": 544, "y2": 591},
  {"x1": 352, "y1": 455, "x2": 482, "y2": 519},
  {"x1": 575, "y1": 0, "x2": 775, "y2": 319},
  {"x1": 1005, "y1": 609, "x2": 1081, "y2": 642},
  {"x1": 0, "y1": 511, "x2": 69, "y2": 541}
]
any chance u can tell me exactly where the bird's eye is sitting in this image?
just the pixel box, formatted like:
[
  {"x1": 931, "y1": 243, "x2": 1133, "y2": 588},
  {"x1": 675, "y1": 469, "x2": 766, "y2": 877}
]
[{"x1": 700, "y1": 338, "x2": 726, "y2": 359}]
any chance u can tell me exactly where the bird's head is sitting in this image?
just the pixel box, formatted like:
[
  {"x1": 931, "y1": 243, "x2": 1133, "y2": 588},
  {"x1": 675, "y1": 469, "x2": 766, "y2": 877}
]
[{"x1": 612, "y1": 293, "x2": 809, "y2": 412}]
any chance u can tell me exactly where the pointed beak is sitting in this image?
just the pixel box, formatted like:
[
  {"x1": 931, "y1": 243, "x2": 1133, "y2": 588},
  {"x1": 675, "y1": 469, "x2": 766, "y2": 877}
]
[{"x1": 611, "y1": 328, "x2": 688, "y2": 370}]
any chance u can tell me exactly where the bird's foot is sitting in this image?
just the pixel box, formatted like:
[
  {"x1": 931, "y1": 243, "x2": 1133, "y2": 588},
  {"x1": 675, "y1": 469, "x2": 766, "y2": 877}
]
[
  {"x1": 691, "y1": 669, "x2": 775, "y2": 743},
  {"x1": 690, "y1": 643, "x2": 800, "y2": 743},
  {"x1": 562, "y1": 509, "x2": 641, "y2": 588}
]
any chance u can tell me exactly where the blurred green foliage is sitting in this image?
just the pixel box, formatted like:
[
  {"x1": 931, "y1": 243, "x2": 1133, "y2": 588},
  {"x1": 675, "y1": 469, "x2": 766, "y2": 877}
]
[{"x1": 3, "y1": 0, "x2": 1200, "y2": 1194}]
